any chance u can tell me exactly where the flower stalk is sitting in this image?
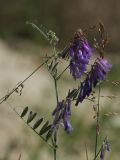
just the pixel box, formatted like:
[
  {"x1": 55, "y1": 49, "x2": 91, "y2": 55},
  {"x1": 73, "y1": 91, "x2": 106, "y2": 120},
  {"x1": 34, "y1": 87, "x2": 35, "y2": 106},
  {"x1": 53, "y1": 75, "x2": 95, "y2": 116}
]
[{"x1": 94, "y1": 84, "x2": 101, "y2": 158}]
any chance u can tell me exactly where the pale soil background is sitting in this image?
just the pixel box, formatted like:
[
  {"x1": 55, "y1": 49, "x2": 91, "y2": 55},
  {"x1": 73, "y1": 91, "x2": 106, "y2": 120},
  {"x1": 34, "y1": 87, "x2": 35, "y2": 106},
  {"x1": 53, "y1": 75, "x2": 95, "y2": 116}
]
[{"x1": 0, "y1": 40, "x2": 120, "y2": 160}]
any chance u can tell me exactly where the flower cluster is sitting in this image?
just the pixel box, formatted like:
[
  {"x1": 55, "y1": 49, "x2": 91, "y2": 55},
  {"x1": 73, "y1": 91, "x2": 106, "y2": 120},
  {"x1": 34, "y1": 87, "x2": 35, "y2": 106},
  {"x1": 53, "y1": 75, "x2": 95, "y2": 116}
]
[
  {"x1": 51, "y1": 99, "x2": 72, "y2": 134},
  {"x1": 69, "y1": 31, "x2": 92, "y2": 79},
  {"x1": 100, "y1": 137, "x2": 110, "y2": 160},
  {"x1": 62, "y1": 30, "x2": 92, "y2": 79},
  {"x1": 76, "y1": 58, "x2": 112, "y2": 106}
]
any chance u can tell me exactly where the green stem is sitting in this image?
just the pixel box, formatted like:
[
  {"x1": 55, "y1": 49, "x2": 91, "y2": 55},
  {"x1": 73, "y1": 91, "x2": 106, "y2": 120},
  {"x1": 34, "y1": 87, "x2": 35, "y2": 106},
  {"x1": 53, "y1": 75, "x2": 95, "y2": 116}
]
[
  {"x1": 93, "y1": 147, "x2": 101, "y2": 160},
  {"x1": 26, "y1": 22, "x2": 48, "y2": 40},
  {"x1": 85, "y1": 142, "x2": 89, "y2": 160},
  {"x1": 52, "y1": 46, "x2": 59, "y2": 160},
  {"x1": 53, "y1": 131, "x2": 57, "y2": 160},
  {"x1": 94, "y1": 84, "x2": 101, "y2": 158},
  {"x1": 56, "y1": 65, "x2": 70, "y2": 80},
  {"x1": 54, "y1": 79, "x2": 59, "y2": 103},
  {"x1": 53, "y1": 78, "x2": 59, "y2": 160}
]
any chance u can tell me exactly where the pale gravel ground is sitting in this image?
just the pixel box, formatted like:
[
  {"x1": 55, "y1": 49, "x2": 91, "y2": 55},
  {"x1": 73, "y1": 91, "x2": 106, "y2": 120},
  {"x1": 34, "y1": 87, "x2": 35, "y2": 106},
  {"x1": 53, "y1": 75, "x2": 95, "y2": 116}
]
[{"x1": 0, "y1": 40, "x2": 119, "y2": 160}]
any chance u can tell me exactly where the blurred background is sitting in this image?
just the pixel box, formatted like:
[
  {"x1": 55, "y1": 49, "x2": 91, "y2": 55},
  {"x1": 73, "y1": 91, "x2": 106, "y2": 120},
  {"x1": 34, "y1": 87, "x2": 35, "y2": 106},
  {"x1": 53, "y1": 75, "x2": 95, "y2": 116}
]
[{"x1": 0, "y1": 0, "x2": 120, "y2": 160}]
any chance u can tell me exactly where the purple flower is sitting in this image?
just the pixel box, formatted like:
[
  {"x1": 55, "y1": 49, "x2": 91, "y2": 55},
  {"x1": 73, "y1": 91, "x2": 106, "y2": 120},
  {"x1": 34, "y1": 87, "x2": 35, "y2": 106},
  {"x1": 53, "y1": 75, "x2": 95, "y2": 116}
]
[
  {"x1": 69, "y1": 35, "x2": 92, "y2": 79},
  {"x1": 100, "y1": 137, "x2": 110, "y2": 160},
  {"x1": 91, "y1": 58, "x2": 112, "y2": 87},
  {"x1": 76, "y1": 58, "x2": 112, "y2": 106},
  {"x1": 99, "y1": 58, "x2": 112, "y2": 72},
  {"x1": 75, "y1": 74, "x2": 92, "y2": 106},
  {"x1": 61, "y1": 30, "x2": 92, "y2": 79},
  {"x1": 70, "y1": 60, "x2": 86, "y2": 79},
  {"x1": 52, "y1": 99, "x2": 73, "y2": 134},
  {"x1": 75, "y1": 82, "x2": 86, "y2": 105},
  {"x1": 63, "y1": 101, "x2": 72, "y2": 134}
]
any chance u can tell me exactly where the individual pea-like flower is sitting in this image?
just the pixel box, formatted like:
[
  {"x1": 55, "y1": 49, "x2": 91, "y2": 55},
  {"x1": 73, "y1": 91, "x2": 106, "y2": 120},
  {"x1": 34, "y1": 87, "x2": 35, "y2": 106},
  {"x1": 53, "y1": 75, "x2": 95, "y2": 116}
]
[
  {"x1": 69, "y1": 60, "x2": 86, "y2": 79},
  {"x1": 51, "y1": 99, "x2": 73, "y2": 134},
  {"x1": 76, "y1": 58, "x2": 112, "y2": 106},
  {"x1": 91, "y1": 58, "x2": 112, "y2": 87},
  {"x1": 75, "y1": 74, "x2": 92, "y2": 106},
  {"x1": 100, "y1": 137, "x2": 110, "y2": 160}
]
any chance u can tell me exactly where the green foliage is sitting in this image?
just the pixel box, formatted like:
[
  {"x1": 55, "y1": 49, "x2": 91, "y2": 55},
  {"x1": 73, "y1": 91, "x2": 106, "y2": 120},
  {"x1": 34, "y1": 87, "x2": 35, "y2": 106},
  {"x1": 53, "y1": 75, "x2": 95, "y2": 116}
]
[
  {"x1": 16, "y1": 106, "x2": 53, "y2": 142},
  {"x1": 21, "y1": 106, "x2": 28, "y2": 118},
  {"x1": 33, "y1": 118, "x2": 43, "y2": 130}
]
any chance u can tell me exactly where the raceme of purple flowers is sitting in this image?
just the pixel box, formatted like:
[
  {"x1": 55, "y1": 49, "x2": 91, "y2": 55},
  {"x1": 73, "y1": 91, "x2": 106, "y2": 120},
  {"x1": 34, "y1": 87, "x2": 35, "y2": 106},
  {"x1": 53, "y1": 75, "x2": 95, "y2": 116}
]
[
  {"x1": 76, "y1": 58, "x2": 112, "y2": 106},
  {"x1": 51, "y1": 31, "x2": 112, "y2": 134},
  {"x1": 62, "y1": 30, "x2": 92, "y2": 79},
  {"x1": 69, "y1": 32, "x2": 92, "y2": 79},
  {"x1": 51, "y1": 99, "x2": 73, "y2": 134}
]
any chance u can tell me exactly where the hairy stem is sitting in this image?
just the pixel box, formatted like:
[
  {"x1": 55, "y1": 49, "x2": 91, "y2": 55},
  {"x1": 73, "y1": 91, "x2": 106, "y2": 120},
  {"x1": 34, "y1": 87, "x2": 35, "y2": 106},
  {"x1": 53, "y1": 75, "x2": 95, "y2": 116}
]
[{"x1": 26, "y1": 22, "x2": 48, "y2": 40}]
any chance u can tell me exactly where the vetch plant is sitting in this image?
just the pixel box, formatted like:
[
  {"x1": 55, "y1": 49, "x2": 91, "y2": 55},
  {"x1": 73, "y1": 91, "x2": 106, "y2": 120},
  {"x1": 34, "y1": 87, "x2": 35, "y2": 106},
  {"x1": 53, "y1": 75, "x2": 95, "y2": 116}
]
[{"x1": 0, "y1": 21, "x2": 117, "y2": 160}]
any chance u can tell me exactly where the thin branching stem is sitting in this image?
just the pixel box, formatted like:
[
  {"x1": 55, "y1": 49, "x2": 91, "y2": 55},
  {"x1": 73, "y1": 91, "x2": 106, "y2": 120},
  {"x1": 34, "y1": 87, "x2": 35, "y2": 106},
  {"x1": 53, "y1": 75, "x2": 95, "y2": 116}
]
[
  {"x1": 93, "y1": 136, "x2": 108, "y2": 160},
  {"x1": 85, "y1": 97, "x2": 95, "y2": 102},
  {"x1": 51, "y1": 46, "x2": 59, "y2": 160},
  {"x1": 94, "y1": 84, "x2": 101, "y2": 158},
  {"x1": 53, "y1": 131, "x2": 57, "y2": 160},
  {"x1": 53, "y1": 67, "x2": 60, "y2": 160},
  {"x1": 54, "y1": 79, "x2": 59, "y2": 104},
  {"x1": 56, "y1": 64, "x2": 70, "y2": 80},
  {"x1": 0, "y1": 55, "x2": 54, "y2": 104},
  {"x1": 26, "y1": 22, "x2": 48, "y2": 40},
  {"x1": 93, "y1": 147, "x2": 101, "y2": 160},
  {"x1": 53, "y1": 87, "x2": 58, "y2": 160},
  {"x1": 85, "y1": 142, "x2": 89, "y2": 160}
]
